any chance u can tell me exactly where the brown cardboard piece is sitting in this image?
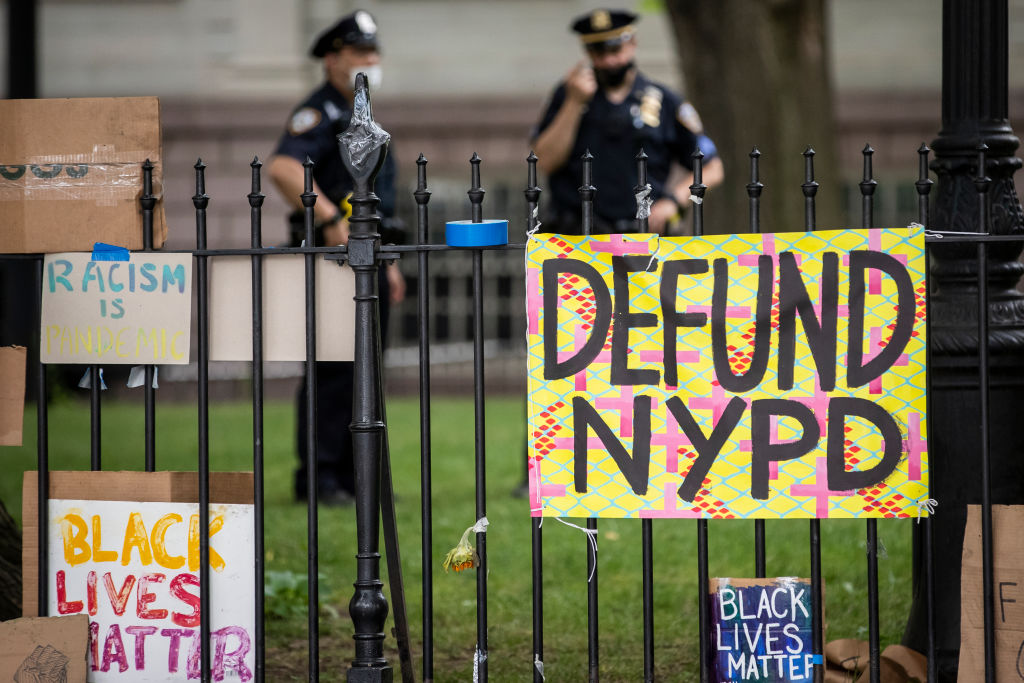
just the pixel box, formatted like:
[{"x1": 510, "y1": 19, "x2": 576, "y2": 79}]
[
  {"x1": 0, "y1": 97, "x2": 167, "y2": 253},
  {"x1": 958, "y1": 504, "x2": 1024, "y2": 682},
  {"x1": 0, "y1": 614, "x2": 89, "y2": 682},
  {"x1": 21, "y1": 470, "x2": 253, "y2": 618},
  {"x1": 824, "y1": 641, "x2": 927, "y2": 683},
  {"x1": 0, "y1": 345, "x2": 27, "y2": 446}
]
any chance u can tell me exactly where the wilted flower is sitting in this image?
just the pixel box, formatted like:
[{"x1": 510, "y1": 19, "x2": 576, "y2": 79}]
[{"x1": 442, "y1": 518, "x2": 488, "y2": 573}]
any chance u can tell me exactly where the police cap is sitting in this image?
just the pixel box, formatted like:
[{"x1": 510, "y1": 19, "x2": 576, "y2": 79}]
[
  {"x1": 570, "y1": 9, "x2": 638, "y2": 48},
  {"x1": 310, "y1": 10, "x2": 379, "y2": 58}
]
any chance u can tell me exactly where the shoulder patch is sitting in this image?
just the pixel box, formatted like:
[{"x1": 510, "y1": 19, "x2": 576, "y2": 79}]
[
  {"x1": 677, "y1": 102, "x2": 704, "y2": 134},
  {"x1": 288, "y1": 107, "x2": 321, "y2": 135}
]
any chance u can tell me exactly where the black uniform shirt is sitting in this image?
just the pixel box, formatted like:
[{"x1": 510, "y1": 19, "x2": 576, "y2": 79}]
[
  {"x1": 533, "y1": 72, "x2": 712, "y2": 232},
  {"x1": 274, "y1": 80, "x2": 396, "y2": 217}
]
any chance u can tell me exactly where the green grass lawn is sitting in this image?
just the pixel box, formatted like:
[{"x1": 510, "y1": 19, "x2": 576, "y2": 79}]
[{"x1": 2, "y1": 395, "x2": 914, "y2": 681}]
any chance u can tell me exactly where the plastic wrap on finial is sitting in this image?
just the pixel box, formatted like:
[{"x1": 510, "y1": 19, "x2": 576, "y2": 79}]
[{"x1": 338, "y1": 72, "x2": 391, "y2": 182}]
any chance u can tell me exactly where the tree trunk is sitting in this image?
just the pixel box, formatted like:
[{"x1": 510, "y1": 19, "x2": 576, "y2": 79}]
[
  {"x1": 665, "y1": 0, "x2": 842, "y2": 235},
  {"x1": 0, "y1": 498, "x2": 22, "y2": 620}
]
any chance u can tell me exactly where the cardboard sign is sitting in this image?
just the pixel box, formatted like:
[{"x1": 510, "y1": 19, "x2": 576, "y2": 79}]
[
  {"x1": 0, "y1": 97, "x2": 167, "y2": 254},
  {"x1": 0, "y1": 614, "x2": 90, "y2": 682},
  {"x1": 958, "y1": 505, "x2": 1024, "y2": 681},
  {"x1": 22, "y1": 471, "x2": 254, "y2": 682},
  {"x1": 710, "y1": 577, "x2": 819, "y2": 682},
  {"x1": 208, "y1": 254, "x2": 355, "y2": 362},
  {"x1": 526, "y1": 228, "x2": 928, "y2": 519},
  {"x1": 1, "y1": 345, "x2": 27, "y2": 446},
  {"x1": 40, "y1": 252, "x2": 192, "y2": 365}
]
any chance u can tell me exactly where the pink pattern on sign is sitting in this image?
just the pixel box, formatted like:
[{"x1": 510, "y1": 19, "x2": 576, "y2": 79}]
[
  {"x1": 789, "y1": 456, "x2": 856, "y2": 518},
  {"x1": 529, "y1": 458, "x2": 568, "y2": 515},
  {"x1": 688, "y1": 383, "x2": 744, "y2": 423},
  {"x1": 650, "y1": 410, "x2": 693, "y2": 473},
  {"x1": 904, "y1": 412, "x2": 926, "y2": 481},
  {"x1": 794, "y1": 385, "x2": 831, "y2": 436},
  {"x1": 591, "y1": 234, "x2": 650, "y2": 256},
  {"x1": 739, "y1": 416, "x2": 787, "y2": 480},
  {"x1": 687, "y1": 305, "x2": 751, "y2": 319},
  {"x1": 558, "y1": 325, "x2": 612, "y2": 391},
  {"x1": 639, "y1": 483, "x2": 702, "y2": 518},
  {"x1": 867, "y1": 326, "x2": 910, "y2": 394},
  {"x1": 842, "y1": 231, "x2": 908, "y2": 295},
  {"x1": 639, "y1": 348, "x2": 700, "y2": 390},
  {"x1": 737, "y1": 233, "x2": 801, "y2": 268},
  {"x1": 596, "y1": 385, "x2": 658, "y2": 438},
  {"x1": 527, "y1": 267, "x2": 541, "y2": 335}
]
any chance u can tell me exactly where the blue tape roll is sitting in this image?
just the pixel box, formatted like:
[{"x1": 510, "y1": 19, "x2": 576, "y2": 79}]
[
  {"x1": 92, "y1": 242, "x2": 130, "y2": 261},
  {"x1": 445, "y1": 219, "x2": 508, "y2": 247}
]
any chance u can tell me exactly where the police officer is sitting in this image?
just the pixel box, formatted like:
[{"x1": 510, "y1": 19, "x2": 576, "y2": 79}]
[
  {"x1": 532, "y1": 9, "x2": 724, "y2": 235},
  {"x1": 268, "y1": 9, "x2": 405, "y2": 504}
]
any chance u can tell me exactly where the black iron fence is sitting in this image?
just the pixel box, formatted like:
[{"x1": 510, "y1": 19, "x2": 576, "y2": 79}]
[{"x1": 5, "y1": 89, "x2": 1020, "y2": 683}]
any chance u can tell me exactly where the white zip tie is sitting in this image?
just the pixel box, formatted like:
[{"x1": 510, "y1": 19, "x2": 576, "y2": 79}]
[
  {"x1": 915, "y1": 498, "x2": 938, "y2": 523},
  {"x1": 127, "y1": 365, "x2": 159, "y2": 389},
  {"x1": 635, "y1": 183, "x2": 653, "y2": 220},
  {"x1": 534, "y1": 654, "x2": 546, "y2": 681},
  {"x1": 556, "y1": 518, "x2": 599, "y2": 582},
  {"x1": 690, "y1": 194, "x2": 704, "y2": 205},
  {"x1": 644, "y1": 234, "x2": 661, "y2": 272},
  {"x1": 527, "y1": 206, "x2": 542, "y2": 239},
  {"x1": 473, "y1": 648, "x2": 487, "y2": 683},
  {"x1": 471, "y1": 517, "x2": 489, "y2": 534},
  {"x1": 78, "y1": 368, "x2": 107, "y2": 390}
]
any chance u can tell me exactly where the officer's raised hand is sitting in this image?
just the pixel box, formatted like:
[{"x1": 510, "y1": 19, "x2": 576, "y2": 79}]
[{"x1": 565, "y1": 61, "x2": 597, "y2": 104}]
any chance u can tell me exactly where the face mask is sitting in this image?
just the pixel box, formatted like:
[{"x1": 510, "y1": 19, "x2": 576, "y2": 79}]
[
  {"x1": 594, "y1": 61, "x2": 634, "y2": 88},
  {"x1": 361, "y1": 65, "x2": 383, "y2": 92}
]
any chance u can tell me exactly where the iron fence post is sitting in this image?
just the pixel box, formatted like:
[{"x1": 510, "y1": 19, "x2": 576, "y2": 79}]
[{"x1": 340, "y1": 73, "x2": 393, "y2": 683}]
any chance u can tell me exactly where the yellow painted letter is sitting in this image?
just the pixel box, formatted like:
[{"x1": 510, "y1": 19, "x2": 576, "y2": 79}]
[
  {"x1": 120, "y1": 511, "x2": 154, "y2": 566},
  {"x1": 60, "y1": 514, "x2": 91, "y2": 566}
]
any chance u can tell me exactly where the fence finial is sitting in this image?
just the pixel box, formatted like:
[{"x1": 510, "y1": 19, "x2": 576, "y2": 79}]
[{"x1": 338, "y1": 72, "x2": 390, "y2": 197}]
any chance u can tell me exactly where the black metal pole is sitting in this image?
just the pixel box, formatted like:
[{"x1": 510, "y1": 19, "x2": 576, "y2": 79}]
[
  {"x1": 300, "y1": 155, "x2": 321, "y2": 683},
  {"x1": 414, "y1": 153, "x2": 435, "y2": 683},
  {"x1": 89, "y1": 365, "x2": 101, "y2": 470},
  {"x1": 577, "y1": 152, "x2": 598, "y2": 683},
  {"x1": 916, "y1": 143, "x2": 938, "y2": 683},
  {"x1": 525, "y1": 151, "x2": 545, "y2": 683},
  {"x1": 248, "y1": 156, "x2": 267, "y2": 683},
  {"x1": 904, "y1": 3, "x2": 1024, "y2": 680},
  {"x1": 802, "y1": 147, "x2": 824, "y2": 683},
  {"x1": 860, "y1": 144, "x2": 881, "y2": 683},
  {"x1": 141, "y1": 159, "x2": 157, "y2": 471},
  {"x1": 689, "y1": 151, "x2": 713, "y2": 683},
  {"x1": 973, "y1": 145, "x2": 996, "y2": 682},
  {"x1": 35, "y1": 259, "x2": 48, "y2": 616},
  {"x1": 468, "y1": 152, "x2": 489, "y2": 683},
  {"x1": 193, "y1": 159, "x2": 212, "y2": 682},
  {"x1": 747, "y1": 147, "x2": 767, "y2": 579},
  {"x1": 6, "y1": 0, "x2": 37, "y2": 99},
  {"x1": 341, "y1": 74, "x2": 391, "y2": 682}
]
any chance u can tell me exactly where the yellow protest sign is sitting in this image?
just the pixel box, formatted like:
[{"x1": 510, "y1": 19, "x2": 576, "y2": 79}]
[{"x1": 526, "y1": 228, "x2": 928, "y2": 519}]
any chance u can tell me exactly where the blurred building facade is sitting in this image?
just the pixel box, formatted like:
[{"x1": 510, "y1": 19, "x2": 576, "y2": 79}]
[
  {"x1": 5, "y1": 0, "x2": 1024, "y2": 245},
  {"x1": 4, "y1": 0, "x2": 1024, "y2": 389}
]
